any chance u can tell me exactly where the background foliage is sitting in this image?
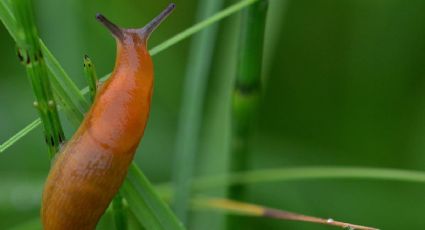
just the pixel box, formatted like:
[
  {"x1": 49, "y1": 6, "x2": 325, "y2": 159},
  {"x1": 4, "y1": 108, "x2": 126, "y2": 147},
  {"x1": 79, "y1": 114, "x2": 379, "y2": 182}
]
[{"x1": 1, "y1": 0, "x2": 425, "y2": 229}]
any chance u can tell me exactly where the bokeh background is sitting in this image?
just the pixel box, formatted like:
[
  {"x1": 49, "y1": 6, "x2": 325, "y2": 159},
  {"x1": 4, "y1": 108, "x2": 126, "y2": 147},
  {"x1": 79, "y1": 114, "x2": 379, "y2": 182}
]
[{"x1": 1, "y1": 0, "x2": 425, "y2": 229}]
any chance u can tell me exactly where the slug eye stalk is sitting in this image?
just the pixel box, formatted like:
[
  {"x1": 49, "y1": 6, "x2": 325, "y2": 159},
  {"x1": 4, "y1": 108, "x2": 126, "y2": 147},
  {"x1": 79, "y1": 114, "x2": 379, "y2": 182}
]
[{"x1": 96, "y1": 3, "x2": 176, "y2": 41}]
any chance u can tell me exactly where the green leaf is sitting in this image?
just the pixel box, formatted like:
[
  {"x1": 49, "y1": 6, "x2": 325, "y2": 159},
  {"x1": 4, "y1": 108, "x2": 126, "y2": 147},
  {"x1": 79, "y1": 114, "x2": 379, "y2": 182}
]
[{"x1": 122, "y1": 164, "x2": 185, "y2": 230}]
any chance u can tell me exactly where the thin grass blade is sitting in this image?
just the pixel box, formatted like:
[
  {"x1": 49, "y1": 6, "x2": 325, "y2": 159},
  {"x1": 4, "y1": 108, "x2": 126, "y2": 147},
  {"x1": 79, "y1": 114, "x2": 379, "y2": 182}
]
[
  {"x1": 172, "y1": 0, "x2": 224, "y2": 223},
  {"x1": 123, "y1": 164, "x2": 185, "y2": 230},
  {"x1": 194, "y1": 197, "x2": 379, "y2": 230}
]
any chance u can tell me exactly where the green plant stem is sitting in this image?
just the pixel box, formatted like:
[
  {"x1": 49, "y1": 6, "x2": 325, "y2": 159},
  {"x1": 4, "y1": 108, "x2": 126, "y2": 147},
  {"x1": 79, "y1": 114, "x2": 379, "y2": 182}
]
[
  {"x1": 0, "y1": 0, "x2": 261, "y2": 154},
  {"x1": 196, "y1": 166, "x2": 425, "y2": 190},
  {"x1": 153, "y1": 166, "x2": 425, "y2": 198},
  {"x1": 230, "y1": 0, "x2": 268, "y2": 181},
  {"x1": 41, "y1": 40, "x2": 89, "y2": 126},
  {"x1": 11, "y1": 0, "x2": 65, "y2": 158},
  {"x1": 83, "y1": 55, "x2": 99, "y2": 102},
  {"x1": 193, "y1": 197, "x2": 378, "y2": 230},
  {"x1": 0, "y1": 0, "x2": 16, "y2": 41},
  {"x1": 0, "y1": 118, "x2": 41, "y2": 152},
  {"x1": 0, "y1": 0, "x2": 89, "y2": 128},
  {"x1": 172, "y1": 0, "x2": 223, "y2": 223},
  {"x1": 228, "y1": 2, "x2": 268, "y2": 228},
  {"x1": 122, "y1": 164, "x2": 185, "y2": 230},
  {"x1": 112, "y1": 192, "x2": 129, "y2": 230}
]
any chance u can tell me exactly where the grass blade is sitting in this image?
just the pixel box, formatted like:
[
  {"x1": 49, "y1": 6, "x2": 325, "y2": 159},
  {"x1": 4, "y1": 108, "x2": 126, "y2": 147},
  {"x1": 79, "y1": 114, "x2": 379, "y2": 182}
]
[
  {"x1": 41, "y1": 40, "x2": 89, "y2": 125},
  {"x1": 0, "y1": 0, "x2": 17, "y2": 40},
  {"x1": 0, "y1": 118, "x2": 41, "y2": 152},
  {"x1": 194, "y1": 197, "x2": 379, "y2": 230},
  {"x1": 83, "y1": 55, "x2": 99, "y2": 102},
  {"x1": 149, "y1": 0, "x2": 259, "y2": 55},
  {"x1": 172, "y1": 0, "x2": 224, "y2": 223},
  {"x1": 229, "y1": 0, "x2": 268, "y2": 195},
  {"x1": 6, "y1": 166, "x2": 425, "y2": 230},
  {"x1": 111, "y1": 192, "x2": 129, "y2": 230},
  {"x1": 122, "y1": 164, "x2": 185, "y2": 230},
  {"x1": 191, "y1": 166, "x2": 425, "y2": 190}
]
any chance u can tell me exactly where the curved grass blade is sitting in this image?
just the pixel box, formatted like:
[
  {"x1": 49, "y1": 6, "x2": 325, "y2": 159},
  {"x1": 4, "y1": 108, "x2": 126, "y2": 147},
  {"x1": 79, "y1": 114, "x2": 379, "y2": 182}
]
[
  {"x1": 41, "y1": 40, "x2": 89, "y2": 125},
  {"x1": 0, "y1": 119, "x2": 41, "y2": 152},
  {"x1": 6, "y1": 166, "x2": 425, "y2": 230},
  {"x1": 155, "y1": 166, "x2": 425, "y2": 197},
  {"x1": 194, "y1": 166, "x2": 425, "y2": 190},
  {"x1": 172, "y1": 0, "x2": 224, "y2": 222},
  {"x1": 122, "y1": 164, "x2": 185, "y2": 230},
  {"x1": 195, "y1": 197, "x2": 378, "y2": 230},
  {"x1": 150, "y1": 0, "x2": 259, "y2": 56},
  {"x1": 0, "y1": 0, "x2": 17, "y2": 40}
]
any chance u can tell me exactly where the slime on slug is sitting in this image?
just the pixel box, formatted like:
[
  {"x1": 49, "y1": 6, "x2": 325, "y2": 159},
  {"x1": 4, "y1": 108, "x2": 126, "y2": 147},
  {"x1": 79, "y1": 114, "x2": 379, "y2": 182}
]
[{"x1": 41, "y1": 4, "x2": 175, "y2": 230}]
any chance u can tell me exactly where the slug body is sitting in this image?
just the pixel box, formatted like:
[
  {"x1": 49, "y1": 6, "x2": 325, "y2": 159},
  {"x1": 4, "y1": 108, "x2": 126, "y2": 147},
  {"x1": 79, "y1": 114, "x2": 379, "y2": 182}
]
[{"x1": 41, "y1": 4, "x2": 175, "y2": 230}]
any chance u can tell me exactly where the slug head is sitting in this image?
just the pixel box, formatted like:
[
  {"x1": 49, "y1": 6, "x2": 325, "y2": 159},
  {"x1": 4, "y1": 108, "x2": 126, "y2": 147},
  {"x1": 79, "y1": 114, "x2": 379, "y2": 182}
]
[{"x1": 96, "y1": 3, "x2": 175, "y2": 46}]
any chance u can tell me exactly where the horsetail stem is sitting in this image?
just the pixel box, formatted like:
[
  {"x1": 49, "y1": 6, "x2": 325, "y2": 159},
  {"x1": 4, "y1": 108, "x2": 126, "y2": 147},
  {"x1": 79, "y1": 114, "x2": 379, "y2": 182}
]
[
  {"x1": 228, "y1": 0, "x2": 268, "y2": 227},
  {"x1": 112, "y1": 191, "x2": 129, "y2": 230},
  {"x1": 11, "y1": 0, "x2": 65, "y2": 158}
]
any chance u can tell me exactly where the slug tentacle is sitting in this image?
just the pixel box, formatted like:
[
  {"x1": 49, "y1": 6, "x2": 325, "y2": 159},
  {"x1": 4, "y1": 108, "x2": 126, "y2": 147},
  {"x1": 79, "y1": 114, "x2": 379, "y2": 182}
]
[
  {"x1": 96, "y1": 3, "x2": 175, "y2": 43},
  {"x1": 95, "y1": 14, "x2": 124, "y2": 40},
  {"x1": 138, "y1": 3, "x2": 176, "y2": 40}
]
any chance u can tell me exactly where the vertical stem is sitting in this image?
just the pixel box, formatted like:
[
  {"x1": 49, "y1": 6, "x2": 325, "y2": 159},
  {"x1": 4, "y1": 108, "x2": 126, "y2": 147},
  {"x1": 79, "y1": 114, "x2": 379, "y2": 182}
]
[
  {"x1": 172, "y1": 0, "x2": 224, "y2": 224},
  {"x1": 227, "y1": 0, "x2": 268, "y2": 228},
  {"x1": 12, "y1": 0, "x2": 65, "y2": 158},
  {"x1": 83, "y1": 55, "x2": 99, "y2": 102},
  {"x1": 112, "y1": 192, "x2": 128, "y2": 230}
]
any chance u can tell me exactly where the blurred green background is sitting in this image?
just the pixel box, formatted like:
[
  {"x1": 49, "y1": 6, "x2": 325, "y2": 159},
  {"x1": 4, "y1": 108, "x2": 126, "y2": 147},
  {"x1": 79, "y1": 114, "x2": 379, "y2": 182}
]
[{"x1": 1, "y1": 0, "x2": 425, "y2": 229}]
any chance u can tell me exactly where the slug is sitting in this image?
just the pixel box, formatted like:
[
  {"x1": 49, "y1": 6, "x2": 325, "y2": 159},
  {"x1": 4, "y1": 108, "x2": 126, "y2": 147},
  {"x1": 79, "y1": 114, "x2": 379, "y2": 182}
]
[{"x1": 41, "y1": 3, "x2": 175, "y2": 230}]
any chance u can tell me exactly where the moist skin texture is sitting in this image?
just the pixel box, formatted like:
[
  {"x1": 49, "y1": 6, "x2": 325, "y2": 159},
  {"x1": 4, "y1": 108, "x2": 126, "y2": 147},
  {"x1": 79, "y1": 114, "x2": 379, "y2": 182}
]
[{"x1": 41, "y1": 33, "x2": 153, "y2": 230}]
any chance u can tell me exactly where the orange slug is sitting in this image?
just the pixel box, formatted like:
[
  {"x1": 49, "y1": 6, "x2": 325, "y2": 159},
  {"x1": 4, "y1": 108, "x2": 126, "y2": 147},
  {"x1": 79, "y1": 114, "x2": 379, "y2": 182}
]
[{"x1": 41, "y1": 3, "x2": 175, "y2": 230}]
